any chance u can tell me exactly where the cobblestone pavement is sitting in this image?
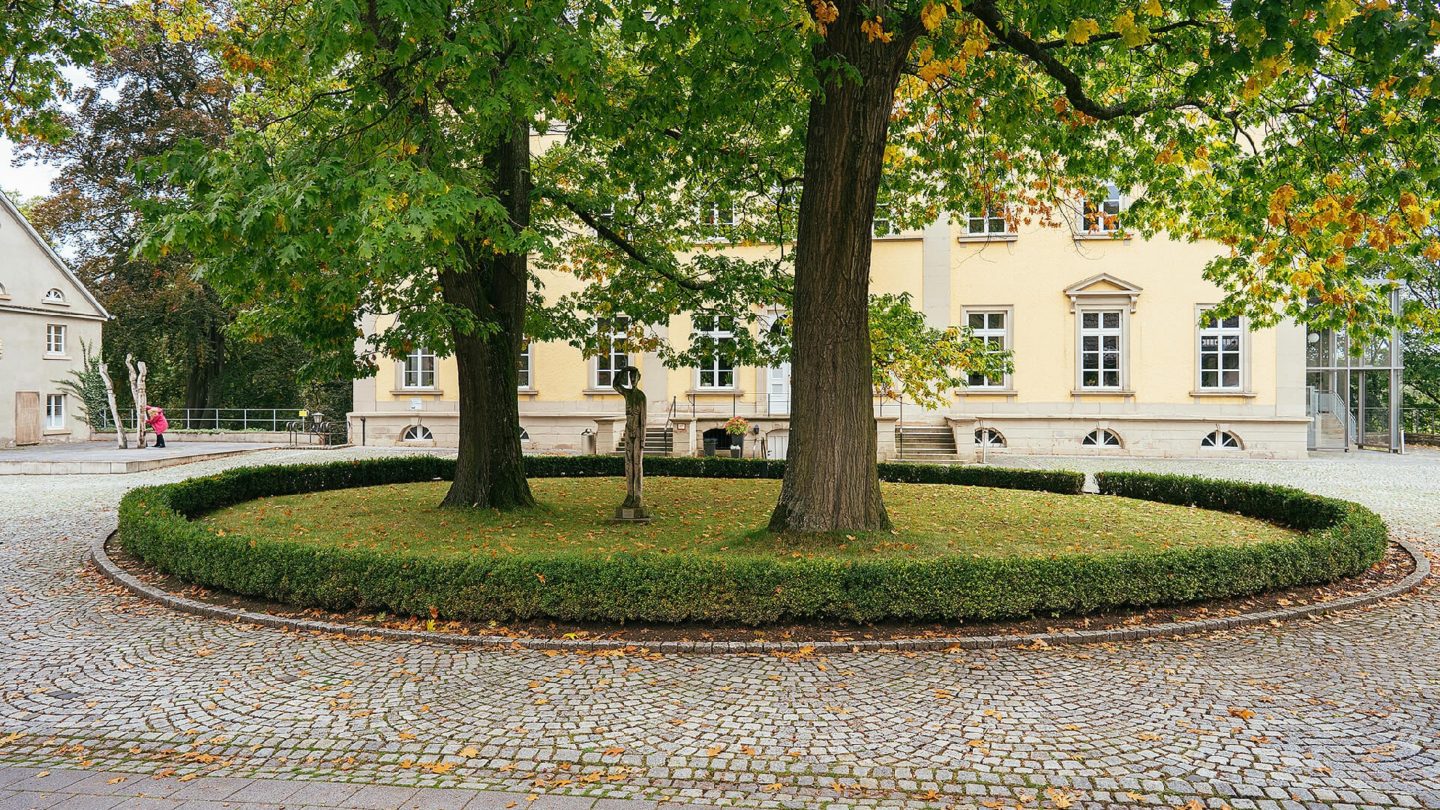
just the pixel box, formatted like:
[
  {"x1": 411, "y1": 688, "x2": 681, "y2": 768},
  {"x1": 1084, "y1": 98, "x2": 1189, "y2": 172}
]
[{"x1": 1, "y1": 447, "x2": 1437, "y2": 809}]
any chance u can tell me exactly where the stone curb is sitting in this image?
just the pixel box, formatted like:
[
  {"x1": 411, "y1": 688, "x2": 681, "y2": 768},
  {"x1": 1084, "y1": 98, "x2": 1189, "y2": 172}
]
[{"x1": 92, "y1": 530, "x2": 1429, "y2": 655}]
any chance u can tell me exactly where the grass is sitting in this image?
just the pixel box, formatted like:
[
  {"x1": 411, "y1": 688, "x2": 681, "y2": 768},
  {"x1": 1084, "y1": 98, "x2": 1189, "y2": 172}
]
[{"x1": 200, "y1": 476, "x2": 1298, "y2": 560}]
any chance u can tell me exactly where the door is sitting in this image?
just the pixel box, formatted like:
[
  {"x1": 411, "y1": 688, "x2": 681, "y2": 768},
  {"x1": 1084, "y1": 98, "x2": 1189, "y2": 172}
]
[
  {"x1": 767, "y1": 364, "x2": 790, "y2": 415},
  {"x1": 764, "y1": 316, "x2": 790, "y2": 415},
  {"x1": 14, "y1": 392, "x2": 41, "y2": 446},
  {"x1": 765, "y1": 429, "x2": 790, "y2": 460}
]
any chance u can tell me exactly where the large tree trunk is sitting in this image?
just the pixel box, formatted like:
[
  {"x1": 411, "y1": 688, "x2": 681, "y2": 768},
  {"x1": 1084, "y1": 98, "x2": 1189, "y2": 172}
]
[
  {"x1": 769, "y1": 5, "x2": 915, "y2": 534},
  {"x1": 439, "y1": 123, "x2": 536, "y2": 510},
  {"x1": 184, "y1": 308, "x2": 226, "y2": 411}
]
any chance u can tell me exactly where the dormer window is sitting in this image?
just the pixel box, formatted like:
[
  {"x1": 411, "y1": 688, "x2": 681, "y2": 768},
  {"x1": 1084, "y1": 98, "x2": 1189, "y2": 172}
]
[{"x1": 43, "y1": 288, "x2": 67, "y2": 305}]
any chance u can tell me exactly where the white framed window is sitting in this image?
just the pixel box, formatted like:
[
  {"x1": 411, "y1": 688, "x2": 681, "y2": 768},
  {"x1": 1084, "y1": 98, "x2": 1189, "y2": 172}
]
[
  {"x1": 694, "y1": 314, "x2": 736, "y2": 389},
  {"x1": 400, "y1": 424, "x2": 433, "y2": 441},
  {"x1": 1201, "y1": 430, "x2": 1242, "y2": 449},
  {"x1": 965, "y1": 205, "x2": 1009, "y2": 235},
  {"x1": 963, "y1": 309, "x2": 1010, "y2": 388},
  {"x1": 1198, "y1": 312, "x2": 1244, "y2": 391},
  {"x1": 45, "y1": 394, "x2": 65, "y2": 430},
  {"x1": 45, "y1": 324, "x2": 66, "y2": 355},
  {"x1": 1078, "y1": 309, "x2": 1124, "y2": 390},
  {"x1": 518, "y1": 342, "x2": 533, "y2": 390},
  {"x1": 697, "y1": 200, "x2": 735, "y2": 238},
  {"x1": 1081, "y1": 183, "x2": 1122, "y2": 233},
  {"x1": 593, "y1": 316, "x2": 631, "y2": 389},
  {"x1": 1082, "y1": 428, "x2": 1122, "y2": 448},
  {"x1": 975, "y1": 428, "x2": 1006, "y2": 448},
  {"x1": 402, "y1": 345, "x2": 436, "y2": 389},
  {"x1": 43, "y1": 288, "x2": 66, "y2": 304},
  {"x1": 872, "y1": 202, "x2": 900, "y2": 237}
]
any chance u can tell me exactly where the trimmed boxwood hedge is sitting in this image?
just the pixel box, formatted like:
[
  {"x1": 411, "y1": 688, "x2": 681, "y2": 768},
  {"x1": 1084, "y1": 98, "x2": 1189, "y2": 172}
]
[{"x1": 116, "y1": 456, "x2": 1386, "y2": 626}]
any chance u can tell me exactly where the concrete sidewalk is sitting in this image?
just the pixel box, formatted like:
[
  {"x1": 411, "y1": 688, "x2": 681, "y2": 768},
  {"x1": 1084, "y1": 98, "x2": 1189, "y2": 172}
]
[
  {"x1": 0, "y1": 765, "x2": 688, "y2": 809},
  {"x1": 0, "y1": 442, "x2": 282, "y2": 475}
]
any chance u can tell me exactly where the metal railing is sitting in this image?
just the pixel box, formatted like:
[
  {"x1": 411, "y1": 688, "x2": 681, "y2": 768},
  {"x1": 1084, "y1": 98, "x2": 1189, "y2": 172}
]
[
  {"x1": 96, "y1": 408, "x2": 308, "y2": 433},
  {"x1": 662, "y1": 392, "x2": 907, "y2": 422}
]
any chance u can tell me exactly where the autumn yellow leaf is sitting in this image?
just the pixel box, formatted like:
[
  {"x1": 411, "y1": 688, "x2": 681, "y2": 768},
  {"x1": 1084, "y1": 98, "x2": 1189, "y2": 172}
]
[
  {"x1": 1228, "y1": 707, "x2": 1256, "y2": 720},
  {"x1": 1065, "y1": 18, "x2": 1100, "y2": 45},
  {"x1": 1045, "y1": 787, "x2": 1074, "y2": 808},
  {"x1": 920, "y1": 2, "x2": 948, "y2": 31},
  {"x1": 460, "y1": 746, "x2": 480, "y2": 758}
]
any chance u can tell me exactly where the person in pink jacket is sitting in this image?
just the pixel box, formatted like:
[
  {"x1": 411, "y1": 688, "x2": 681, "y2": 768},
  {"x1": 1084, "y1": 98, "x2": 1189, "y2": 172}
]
[{"x1": 145, "y1": 406, "x2": 169, "y2": 448}]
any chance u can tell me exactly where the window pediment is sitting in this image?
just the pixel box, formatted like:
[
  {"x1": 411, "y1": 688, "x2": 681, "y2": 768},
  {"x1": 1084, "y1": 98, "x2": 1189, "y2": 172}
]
[{"x1": 1064, "y1": 273, "x2": 1143, "y2": 312}]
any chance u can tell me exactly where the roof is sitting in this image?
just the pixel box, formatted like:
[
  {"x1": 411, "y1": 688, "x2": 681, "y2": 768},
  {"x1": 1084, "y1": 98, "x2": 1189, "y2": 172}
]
[{"x1": 0, "y1": 189, "x2": 111, "y2": 320}]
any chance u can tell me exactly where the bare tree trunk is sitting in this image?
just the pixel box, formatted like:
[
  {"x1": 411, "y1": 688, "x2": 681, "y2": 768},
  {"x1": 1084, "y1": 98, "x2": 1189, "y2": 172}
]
[
  {"x1": 769, "y1": 3, "x2": 915, "y2": 534},
  {"x1": 125, "y1": 354, "x2": 149, "y2": 449},
  {"x1": 438, "y1": 123, "x2": 535, "y2": 510},
  {"x1": 98, "y1": 364, "x2": 127, "y2": 449}
]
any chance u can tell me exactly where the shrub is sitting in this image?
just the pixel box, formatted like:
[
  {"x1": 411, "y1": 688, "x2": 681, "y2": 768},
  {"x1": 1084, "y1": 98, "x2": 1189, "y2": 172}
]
[{"x1": 116, "y1": 458, "x2": 1385, "y2": 626}]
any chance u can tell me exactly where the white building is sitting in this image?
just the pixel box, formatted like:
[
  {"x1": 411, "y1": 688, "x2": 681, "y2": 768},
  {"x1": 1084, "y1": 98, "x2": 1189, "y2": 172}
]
[{"x1": 0, "y1": 192, "x2": 110, "y2": 447}]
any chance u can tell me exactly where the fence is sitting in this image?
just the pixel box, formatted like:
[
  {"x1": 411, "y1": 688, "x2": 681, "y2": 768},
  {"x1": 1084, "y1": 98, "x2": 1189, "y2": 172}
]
[{"x1": 97, "y1": 408, "x2": 311, "y2": 433}]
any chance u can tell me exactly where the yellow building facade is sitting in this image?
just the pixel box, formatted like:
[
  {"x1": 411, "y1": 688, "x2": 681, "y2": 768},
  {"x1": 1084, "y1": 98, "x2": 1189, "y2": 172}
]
[{"x1": 350, "y1": 198, "x2": 1312, "y2": 461}]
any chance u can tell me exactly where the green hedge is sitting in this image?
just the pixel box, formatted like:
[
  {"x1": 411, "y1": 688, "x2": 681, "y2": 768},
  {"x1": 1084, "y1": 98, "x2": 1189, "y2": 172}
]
[{"x1": 116, "y1": 458, "x2": 1385, "y2": 626}]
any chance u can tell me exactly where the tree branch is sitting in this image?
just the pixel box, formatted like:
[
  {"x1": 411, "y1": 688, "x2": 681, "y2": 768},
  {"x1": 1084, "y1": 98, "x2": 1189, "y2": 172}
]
[
  {"x1": 965, "y1": 0, "x2": 1209, "y2": 120},
  {"x1": 552, "y1": 195, "x2": 712, "y2": 292}
]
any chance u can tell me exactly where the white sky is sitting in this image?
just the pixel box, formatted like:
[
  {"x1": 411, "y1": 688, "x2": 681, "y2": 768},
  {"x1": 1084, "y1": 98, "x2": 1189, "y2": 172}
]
[{"x1": 0, "y1": 138, "x2": 59, "y2": 201}]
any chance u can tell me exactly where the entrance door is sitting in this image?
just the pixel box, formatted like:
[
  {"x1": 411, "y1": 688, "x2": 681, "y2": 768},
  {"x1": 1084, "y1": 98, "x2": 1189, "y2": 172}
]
[
  {"x1": 765, "y1": 429, "x2": 790, "y2": 460},
  {"x1": 14, "y1": 392, "x2": 41, "y2": 446}
]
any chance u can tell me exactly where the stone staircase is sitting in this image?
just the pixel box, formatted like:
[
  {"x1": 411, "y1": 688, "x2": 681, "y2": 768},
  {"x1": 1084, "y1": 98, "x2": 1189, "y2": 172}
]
[
  {"x1": 1317, "y1": 412, "x2": 1348, "y2": 447},
  {"x1": 615, "y1": 425, "x2": 674, "y2": 456},
  {"x1": 894, "y1": 425, "x2": 958, "y2": 462}
]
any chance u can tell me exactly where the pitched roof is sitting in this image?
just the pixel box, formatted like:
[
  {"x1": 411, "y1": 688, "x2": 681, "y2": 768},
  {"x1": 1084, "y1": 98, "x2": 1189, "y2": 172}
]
[{"x1": 0, "y1": 189, "x2": 111, "y2": 320}]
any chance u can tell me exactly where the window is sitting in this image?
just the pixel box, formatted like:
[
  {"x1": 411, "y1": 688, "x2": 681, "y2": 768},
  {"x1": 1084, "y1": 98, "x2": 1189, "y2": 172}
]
[
  {"x1": 43, "y1": 288, "x2": 66, "y2": 304},
  {"x1": 402, "y1": 345, "x2": 435, "y2": 388},
  {"x1": 1082, "y1": 428, "x2": 1122, "y2": 448},
  {"x1": 1201, "y1": 430, "x2": 1241, "y2": 449},
  {"x1": 694, "y1": 314, "x2": 736, "y2": 389},
  {"x1": 45, "y1": 394, "x2": 65, "y2": 430},
  {"x1": 1198, "y1": 313, "x2": 1244, "y2": 390},
  {"x1": 518, "y1": 342, "x2": 533, "y2": 389},
  {"x1": 1078, "y1": 309, "x2": 1123, "y2": 389},
  {"x1": 872, "y1": 202, "x2": 900, "y2": 237},
  {"x1": 1082, "y1": 183, "x2": 1122, "y2": 233},
  {"x1": 964, "y1": 311, "x2": 1009, "y2": 388},
  {"x1": 45, "y1": 324, "x2": 66, "y2": 355},
  {"x1": 965, "y1": 206, "x2": 1008, "y2": 235},
  {"x1": 593, "y1": 316, "x2": 631, "y2": 389},
  {"x1": 697, "y1": 200, "x2": 735, "y2": 238},
  {"x1": 400, "y1": 425, "x2": 433, "y2": 441},
  {"x1": 975, "y1": 428, "x2": 1006, "y2": 448}
]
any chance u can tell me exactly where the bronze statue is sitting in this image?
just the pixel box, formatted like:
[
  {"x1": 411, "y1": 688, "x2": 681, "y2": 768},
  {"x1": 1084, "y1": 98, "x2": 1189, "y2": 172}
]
[{"x1": 611, "y1": 364, "x2": 650, "y2": 522}]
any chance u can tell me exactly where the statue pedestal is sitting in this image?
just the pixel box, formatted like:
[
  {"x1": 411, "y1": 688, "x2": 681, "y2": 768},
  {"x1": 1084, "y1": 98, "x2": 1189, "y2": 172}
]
[{"x1": 612, "y1": 506, "x2": 652, "y2": 523}]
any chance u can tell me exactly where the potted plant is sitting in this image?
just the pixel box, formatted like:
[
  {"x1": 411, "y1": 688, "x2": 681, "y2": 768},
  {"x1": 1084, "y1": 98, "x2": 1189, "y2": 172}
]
[{"x1": 723, "y1": 416, "x2": 749, "y2": 458}]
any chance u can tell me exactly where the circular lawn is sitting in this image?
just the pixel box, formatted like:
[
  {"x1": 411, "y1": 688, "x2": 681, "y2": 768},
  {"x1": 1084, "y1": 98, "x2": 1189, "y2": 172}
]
[
  {"x1": 199, "y1": 477, "x2": 1298, "y2": 561},
  {"x1": 117, "y1": 457, "x2": 1387, "y2": 626}
]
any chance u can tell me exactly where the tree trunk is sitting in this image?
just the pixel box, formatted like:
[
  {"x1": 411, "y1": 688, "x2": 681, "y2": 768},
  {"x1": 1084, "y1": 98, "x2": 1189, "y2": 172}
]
[
  {"x1": 769, "y1": 5, "x2": 915, "y2": 534},
  {"x1": 184, "y1": 315, "x2": 226, "y2": 411},
  {"x1": 439, "y1": 123, "x2": 536, "y2": 510},
  {"x1": 98, "y1": 363, "x2": 127, "y2": 449},
  {"x1": 125, "y1": 354, "x2": 149, "y2": 449}
]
